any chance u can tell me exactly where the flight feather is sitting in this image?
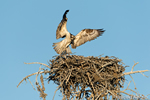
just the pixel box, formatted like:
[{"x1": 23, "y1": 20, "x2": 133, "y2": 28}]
[
  {"x1": 56, "y1": 10, "x2": 69, "y2": 39},
  {"x1": 71, "y1": 29, "x2": 105, "y2": 48}
]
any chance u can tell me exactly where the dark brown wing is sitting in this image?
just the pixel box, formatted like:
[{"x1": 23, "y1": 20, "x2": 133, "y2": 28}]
[
  {"x1": 56, "y1": 10, "x2": 69, "y2": 39},
  {"x1": 71, "y1": 29, "x2": 105, "y2": 48}
]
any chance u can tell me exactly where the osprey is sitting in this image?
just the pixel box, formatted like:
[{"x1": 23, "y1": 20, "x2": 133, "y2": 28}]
[{"x1": 53, "y1": 10, "x2": 105, "y2": 54}]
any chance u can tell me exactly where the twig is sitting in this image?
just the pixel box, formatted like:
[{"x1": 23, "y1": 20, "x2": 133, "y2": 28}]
[
  {"x1": 36, "y1": 66, "x2": 42, "y2": 84},
  {"x1": 140, "y1": 72, "x2": 149, "y2": 78},
  {"x1": 87, "y1": 72, "x2": 95, "y2": 95},
  {"x1": 17, "y1": 70, "x2": 50, "y2": 87},
  {"x1": 129, "y1": 75, "x2": 137, "y2": 89},
  {"x1": 27, "y1": 78, "x2": 36, "y2": 90},
  {"x1": 65, "y1": 69, "x2": 73, "y2": 84},
  {"x1": 102, "y1": 61, "x2": 115, "y2": 68},
  {"x1": 117, "y1": 91, "x2": 135, "y2": 97},
  {"x1": 93, "y1": 64, "x2": 103, "y2": 79},
  {"x1": 131, "y1": 62, "x2": 139, "y2": 72},
  {"x1": 126, "y1": 81, "x2": 132, "y2": 90},
  {"x1": 52, "y1": 87, "x2": 59, "y2": 100},
  {"x1": 24, "y1": 62, "x2": 50, "y2": 68},
  {"x1": 123, "y1": 70, "x2": 149, "y2": 76}
]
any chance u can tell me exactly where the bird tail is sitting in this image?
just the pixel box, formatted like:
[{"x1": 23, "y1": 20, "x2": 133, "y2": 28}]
[
  {"x1": 53, "y1": 41, "x2": 72, "y2": 54},
  {"x1": 53, "y1": 42, "x2": 63, "y2": 54},
  {"x1": 65, "y1": 46, "x2": 72, "y2": 54}
]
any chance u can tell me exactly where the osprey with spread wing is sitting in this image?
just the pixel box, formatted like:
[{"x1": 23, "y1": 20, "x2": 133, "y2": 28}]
[{"x1": 53, "y1": 10, "x2": 105, "y2": 54}]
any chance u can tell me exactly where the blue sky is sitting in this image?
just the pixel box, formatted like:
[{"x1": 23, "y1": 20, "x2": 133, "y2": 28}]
[{"x1": 0, "y1": 0, "x2": 150, "y2": 100}]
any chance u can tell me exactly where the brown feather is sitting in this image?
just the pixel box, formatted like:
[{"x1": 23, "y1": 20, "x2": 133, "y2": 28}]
[
  {"x1": 71, "y1": 29, "x2": 105, "y2": 49},
  {"x1": 56, "y1": 19, "x2": 67, "y2": 39},
  {"x1": 56, "y1": 10, "x2": 69, "y2": 39}
]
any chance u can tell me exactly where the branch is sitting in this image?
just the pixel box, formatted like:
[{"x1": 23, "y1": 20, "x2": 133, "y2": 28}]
[
  {"x1": 24, "y1": 62, "x2": 50, "y2": 68},
  {"x1": 87, "y1": 72, "x2": 96, "y2": 95},
  {"x1": 52, "y1": 87, "x2": 59, "y2": 100},
  {"x1": 17, "y1": 70, "x2": 50, "y2": 88},
  {"x1": 131, "y1": 62, "x2": 139, "y2": 72},
  {"x1": 123, "y1": 70, "x2": 149, "y2": 76},
  {"x1": 129, "y1": 75, "x2": 137, "y2": 89},
  {"x1": 27, "y1": 78, "x2": 36, "y2": 90}
]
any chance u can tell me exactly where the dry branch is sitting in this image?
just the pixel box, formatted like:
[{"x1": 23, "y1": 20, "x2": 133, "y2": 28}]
[
  {"x1": 123, "y1": 70, "x2": 149, "y2": 75},
  {"x1": 24, "y1": 62, "x2": 50, "y2": 68},
  {"x1": 17, "y1": 70, "x2": 50, "y2": 88}
]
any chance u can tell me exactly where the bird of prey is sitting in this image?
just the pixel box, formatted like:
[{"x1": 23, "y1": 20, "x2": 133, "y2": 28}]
[{"x1": 53, "y1": 10, "x2": 105, "y2": 54}]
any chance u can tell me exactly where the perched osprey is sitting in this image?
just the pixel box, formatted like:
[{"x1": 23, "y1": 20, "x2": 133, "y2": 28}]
[{"x1": 53, "y1": 10, "x2": 105, "y2": 54}]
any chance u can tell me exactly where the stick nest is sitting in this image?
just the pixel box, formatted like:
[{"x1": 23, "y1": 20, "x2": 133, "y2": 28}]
[{"x1": 48, "y1": 54, "x2": 126, "y2": 99}]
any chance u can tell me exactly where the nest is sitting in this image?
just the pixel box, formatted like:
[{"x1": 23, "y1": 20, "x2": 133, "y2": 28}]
[
  {"x1": 48, "y1": 54, "x2": 126, "y2": 100},
  {"x1": 17, "y1": 54, "x2": 149, "y2": 100}
]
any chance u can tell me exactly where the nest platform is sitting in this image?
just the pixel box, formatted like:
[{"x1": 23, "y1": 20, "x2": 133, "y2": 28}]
[{"x1": 48, "y1": 54, "x2": 126, "y2": 100}]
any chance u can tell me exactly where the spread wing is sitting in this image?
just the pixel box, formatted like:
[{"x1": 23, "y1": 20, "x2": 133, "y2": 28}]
[
  {"x1": 56, "y1": 10, "x2": 69, "y2": 39},
  {"x1": 71, "y1": 29, "x2": 105, "y2": 49}
]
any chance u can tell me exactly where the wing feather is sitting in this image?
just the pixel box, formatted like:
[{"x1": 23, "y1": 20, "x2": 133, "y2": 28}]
[
  {"x1": 56, "y1": 10, "x2": 69, "y2": 39},
  {"x1": 71, "y1": 29, "x2": 105, "y2": 48}
]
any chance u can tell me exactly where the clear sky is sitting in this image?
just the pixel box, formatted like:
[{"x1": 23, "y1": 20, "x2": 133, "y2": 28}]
[{"x1": 0, "y1": 0, "x2": 150, "y2": 100}]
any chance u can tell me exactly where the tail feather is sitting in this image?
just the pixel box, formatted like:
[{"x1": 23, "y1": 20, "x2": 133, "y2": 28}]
[
  {"x1": 53, "y1": 41, "x2": 72, "y2": 54},
  {"x1": 53, "y1": 42, "x2": 63, "y2": 54},
  {"x1": 66, "y1": 47, "x2": 72, "y2": 54}
]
